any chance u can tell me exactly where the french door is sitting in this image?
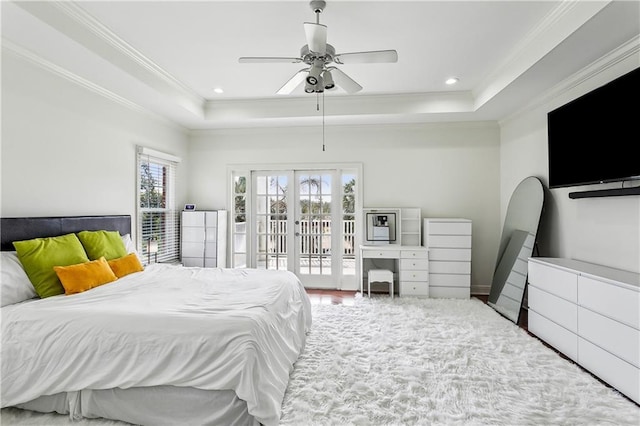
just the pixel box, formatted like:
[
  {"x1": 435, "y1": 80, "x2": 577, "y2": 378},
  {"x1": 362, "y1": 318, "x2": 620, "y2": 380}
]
[
  {"x1": 241, "y1": 167, "x2": 359, "y2": 289},
  {"x1": 293, "y1": 170, "x2": 339, "y2": 288}
]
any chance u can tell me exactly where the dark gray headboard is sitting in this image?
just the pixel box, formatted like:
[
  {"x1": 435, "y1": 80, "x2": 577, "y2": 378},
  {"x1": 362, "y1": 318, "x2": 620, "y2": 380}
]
[{"x1": 0, "y1": 215, "x2": 131, "y2": 251}]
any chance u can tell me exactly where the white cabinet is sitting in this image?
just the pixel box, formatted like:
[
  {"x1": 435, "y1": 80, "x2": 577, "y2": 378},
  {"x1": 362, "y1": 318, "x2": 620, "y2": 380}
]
[
  {"x1": 528, "y1": 258, "x2": 640, "y2": 404},
  {"x1": 181, "y1": 210, "x2": 228, "y2": 268},
  {"x1": 423, "y1": 218, "x2": 472, "y2": 299},
  {"x1": 399, "y1": 248, "x2": 429, "y2": 297}
]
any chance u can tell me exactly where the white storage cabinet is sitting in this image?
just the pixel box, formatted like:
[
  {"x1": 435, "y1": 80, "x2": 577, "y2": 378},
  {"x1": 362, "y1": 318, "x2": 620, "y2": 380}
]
[
  {"x1": 399, "y1": 248, "x2": 429, "y2": 297},
  {"x1": 181, "y1": 210, "x2": 228, "y2": 268},
  {"x1": 423, "y1": 218, "x2": 472, "y2": 299},
  {"x1": 528, "y1": 258, "x2": 639, "y2": 404}
]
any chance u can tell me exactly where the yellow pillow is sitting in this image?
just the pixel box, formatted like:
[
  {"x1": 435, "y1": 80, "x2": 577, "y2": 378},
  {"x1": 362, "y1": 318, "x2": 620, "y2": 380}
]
[
  {"x1": 108, "y1": 253, "x2": 144, "y2": 278},
  {"x1": 54, "y1": 257, "x2": 117, "y2": 295}
]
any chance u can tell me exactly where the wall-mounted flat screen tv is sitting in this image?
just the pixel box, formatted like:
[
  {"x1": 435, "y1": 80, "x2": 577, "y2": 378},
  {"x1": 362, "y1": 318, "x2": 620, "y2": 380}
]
[{"x1": 547, "y1": 67, "x2": 640, "y2": 189}]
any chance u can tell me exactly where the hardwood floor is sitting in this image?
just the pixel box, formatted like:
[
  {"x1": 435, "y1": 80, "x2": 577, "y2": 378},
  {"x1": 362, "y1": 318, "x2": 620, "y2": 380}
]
[{"x1": 305, "y1": 289, "x2": 357, "y2": 305}]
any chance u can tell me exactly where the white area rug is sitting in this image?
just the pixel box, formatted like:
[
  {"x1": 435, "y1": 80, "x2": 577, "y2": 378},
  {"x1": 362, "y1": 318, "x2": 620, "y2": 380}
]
[
  {"x1": 280, "y1": 296, "x2": 640, "y2": 425},
  {"x1": 2, "y1": 296, "x2": 639, "y2": 425}
]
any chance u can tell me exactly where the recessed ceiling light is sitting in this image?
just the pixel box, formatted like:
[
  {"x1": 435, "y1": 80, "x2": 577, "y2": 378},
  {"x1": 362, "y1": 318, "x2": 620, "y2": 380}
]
[
  {"x1": 213, "y1": 87, "x2": 224, "y2": 94},
  {"x1": 445, "y1": 77, "x2": 459, "y2": 85}
]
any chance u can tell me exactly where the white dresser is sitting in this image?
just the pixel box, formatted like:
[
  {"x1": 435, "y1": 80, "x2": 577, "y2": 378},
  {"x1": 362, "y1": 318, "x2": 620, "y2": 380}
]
[
  {"x1": 181, "y1": 210, "x2": 228, "y2": 268},
  {"x1": 422, "y1": 218, "x2": 472, "y2": 299},
  {"x1": 528, "y1": 258, "x2": 639, "y2": 404}
]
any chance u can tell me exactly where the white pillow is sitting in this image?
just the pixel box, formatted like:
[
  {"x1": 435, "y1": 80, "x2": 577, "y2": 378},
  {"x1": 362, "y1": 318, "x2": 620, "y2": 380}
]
[
  {"x1": 121, "y1": 233, "x2": 143, "y2": 263},
  {"x1": 1, "y1": 251, "x2": 37, "y2": 306}
]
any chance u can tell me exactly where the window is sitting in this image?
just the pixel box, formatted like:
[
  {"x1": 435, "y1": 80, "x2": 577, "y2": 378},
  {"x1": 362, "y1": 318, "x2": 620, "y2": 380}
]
[
  {"x1": 137, "y1": 147, "x2": 180, "y2": 264},
  {"x1": 232, "y1": 172, "x2": 248, "y2": 268}
]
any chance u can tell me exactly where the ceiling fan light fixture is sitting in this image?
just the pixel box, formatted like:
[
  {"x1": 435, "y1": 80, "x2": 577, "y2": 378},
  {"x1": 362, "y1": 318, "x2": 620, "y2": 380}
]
[
  {"x1": 238, "y1": 0, "x2": 397, "y2": 96},
  {"x1": 304, "y1": 80, "x2": 316, "y2": 93},
  {"x1": 322, "y1": 70, "x2": 335, "y2": 89},
  {"x1": 314, "y1": 75, "x2": 325, "y2": 93},
  {"x1": 306, "y1": 61, "x2": 323, "y2": 85}
]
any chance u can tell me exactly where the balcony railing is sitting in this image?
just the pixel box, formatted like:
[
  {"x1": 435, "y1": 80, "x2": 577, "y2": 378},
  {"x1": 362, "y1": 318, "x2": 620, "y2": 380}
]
[
  {"x1": 257, "y1": 219, "x2": 355, "y2": 255},
  {"x1": 234, "y1": 219, "x2": 356, "y2": 272}
]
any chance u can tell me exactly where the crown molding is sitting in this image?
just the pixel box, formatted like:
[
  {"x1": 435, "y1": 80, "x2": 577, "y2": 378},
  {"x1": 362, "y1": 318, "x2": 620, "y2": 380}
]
[
  {"x1": 189, "y1": 119, "x2": 499, "y2": 138},
  {"x1": 474, "y1": 0, "x2": 611, "y2": 109},
  {"x1": 203, "y1": 91, "x2": 476, "y2": 122},
  {"x1": 2, "y1": 37, "x2": 187, "y2": 133},
  {"x1": 14, "y1": 0, "x2": 205, "y2": 118},
  {"x1": 500, "y1": 35, "x2": 639, "y2": 126}
]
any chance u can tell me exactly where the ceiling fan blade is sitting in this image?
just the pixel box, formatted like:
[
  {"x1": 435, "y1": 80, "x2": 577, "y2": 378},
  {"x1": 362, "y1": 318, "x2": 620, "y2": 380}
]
[
  {"x1": 334, "y1": 50, "x2": 398, "y2": 64},
  {"x1": 239, "y1": 57, "x2": 302, "y2": 64},
  {"x1": 276, "y1": 69, "x2": 310, "y2": 95},
  {"x1": 329, "y1": 68, "x2": 362, "y2": 94},
  {"x1": 304, "y1": 22, "x2": 327, "y2": 55}
]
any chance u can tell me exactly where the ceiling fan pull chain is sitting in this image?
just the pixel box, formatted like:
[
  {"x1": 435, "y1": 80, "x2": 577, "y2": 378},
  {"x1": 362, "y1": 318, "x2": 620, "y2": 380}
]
[{"x1": 322, "y1": 92, "x2": 326, "y2": 152}]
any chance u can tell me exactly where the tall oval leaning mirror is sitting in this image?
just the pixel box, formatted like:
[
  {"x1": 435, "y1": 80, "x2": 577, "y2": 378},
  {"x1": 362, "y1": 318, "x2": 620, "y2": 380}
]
[{"x1": 488, "y1": 176, "x2": 544, "y2": 323}]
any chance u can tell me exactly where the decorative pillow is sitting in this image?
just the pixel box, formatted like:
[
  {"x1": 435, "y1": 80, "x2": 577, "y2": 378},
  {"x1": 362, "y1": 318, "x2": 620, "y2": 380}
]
[
  {"x1": 108, "y1": 253, "x2": 144, "y2": 278},
  {"x1": 77, "y1": 230, "x2": 127, "y2": 261},
  {"x1": 121, "y1": 233, "x2": 136, "y2": 253},
  {"x1": 54, "y1": 257, "x2": 118, "y2": 295},
  {"x1": 121, "y1": 233, "x2": 143, "y2": 263},
  {"x1": 14, "y1": 233, "x2": 90, "y2": 298},
  {"x1": 1, "y1": 252, "x2": 37, "y2": 306}
]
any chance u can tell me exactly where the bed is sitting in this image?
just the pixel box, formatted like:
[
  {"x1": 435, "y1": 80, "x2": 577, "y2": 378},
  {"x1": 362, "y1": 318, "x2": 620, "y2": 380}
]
[{"x1": 1, "y1": 215, "x2": 312, "y2": 426}]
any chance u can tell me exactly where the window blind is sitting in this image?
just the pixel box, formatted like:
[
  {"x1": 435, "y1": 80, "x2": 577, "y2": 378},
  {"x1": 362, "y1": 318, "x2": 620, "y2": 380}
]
[{"x1": 137, "y1": 147, "x2": 180, "y2": 264}]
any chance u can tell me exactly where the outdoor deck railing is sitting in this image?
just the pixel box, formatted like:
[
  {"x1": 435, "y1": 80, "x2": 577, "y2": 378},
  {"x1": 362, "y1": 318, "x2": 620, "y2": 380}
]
[{"x1": 259, "y1": 219, "x2": 355, "y2": 255}]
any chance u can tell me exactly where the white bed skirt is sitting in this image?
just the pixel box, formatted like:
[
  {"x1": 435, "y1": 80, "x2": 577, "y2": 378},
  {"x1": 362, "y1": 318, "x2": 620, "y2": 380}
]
[{"x1": 15, "y1": 386, "x2": 259, "y2": 426}]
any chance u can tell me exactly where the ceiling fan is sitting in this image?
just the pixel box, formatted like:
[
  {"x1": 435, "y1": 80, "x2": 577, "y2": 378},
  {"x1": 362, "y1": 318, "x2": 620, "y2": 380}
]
[{"x1": 238, "y1": 0, "x2": 398, "y2": 95}]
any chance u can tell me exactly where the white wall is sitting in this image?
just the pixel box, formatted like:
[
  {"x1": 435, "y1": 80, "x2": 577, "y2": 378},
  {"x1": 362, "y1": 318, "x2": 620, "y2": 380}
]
[
  {"x1": 1, "y1": 51, "x2": 190, "y2": 243},
  {"x1": 500, "y1": 57, "x2": 640, "y2": 273},
  {"x1": 188, "y1": 122, "x2": 501, "y2": 293}
]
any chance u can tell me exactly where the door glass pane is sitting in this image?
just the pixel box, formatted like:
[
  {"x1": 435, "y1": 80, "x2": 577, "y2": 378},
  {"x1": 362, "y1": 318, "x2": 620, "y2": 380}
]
[
  {"x1": 232, "y1": 174, "x2": 248, "y2": 268},
  {"x1": 298, "y1": 173, "x2": 332, "y2": 276},
  {"x1": 342, "y1": 173, "x2": 356, "y2": 275},
  {"x1": 256, "y1": 176, "x2": 267, "y2": 195},
  {"x1": 256, "y1": 174, "x2": 288, "y2": 270}
]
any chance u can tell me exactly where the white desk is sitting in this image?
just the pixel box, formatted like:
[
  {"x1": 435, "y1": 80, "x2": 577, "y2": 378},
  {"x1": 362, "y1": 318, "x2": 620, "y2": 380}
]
[{"x1": 359, "y1": 245, "x2": 429, "y2": 297}]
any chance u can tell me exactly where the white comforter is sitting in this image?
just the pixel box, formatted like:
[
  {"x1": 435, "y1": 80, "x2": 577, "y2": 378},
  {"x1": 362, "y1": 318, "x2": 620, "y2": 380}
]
[{"x1": 1, "y1": 264, "x2": 312, "y2": 426}]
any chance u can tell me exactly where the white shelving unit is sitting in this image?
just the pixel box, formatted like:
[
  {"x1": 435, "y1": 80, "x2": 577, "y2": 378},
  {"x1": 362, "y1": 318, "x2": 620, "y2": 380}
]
[{"x1": 400, "y1": 208, "x2": 421, "y2": 246}]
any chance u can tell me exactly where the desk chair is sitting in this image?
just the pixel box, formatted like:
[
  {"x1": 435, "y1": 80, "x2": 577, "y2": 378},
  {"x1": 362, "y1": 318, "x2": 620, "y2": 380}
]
[{"x1": 367, "y1": 269, "x2": 394, "y2": 298}]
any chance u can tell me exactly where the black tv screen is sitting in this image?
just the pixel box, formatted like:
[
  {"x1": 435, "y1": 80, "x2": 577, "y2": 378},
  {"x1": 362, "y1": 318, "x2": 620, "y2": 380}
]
[{"x1": 547, "y1": 67, "x2": 640, "y2": 189}]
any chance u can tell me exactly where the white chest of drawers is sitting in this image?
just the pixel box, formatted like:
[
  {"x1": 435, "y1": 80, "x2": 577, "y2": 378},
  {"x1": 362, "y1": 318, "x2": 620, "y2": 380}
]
[
  {"x1": 423, "y1": 218, "x2": 472, "y2": 299},
  {"x1": 181, "y1": 210, "x2": 228, "y2": 268},
  {"x1": 528, "y1": 258, "x2": 639, "y2": 404},
  {"x1": 398, "y1": 248, "x2": 429, "y2": 297}
]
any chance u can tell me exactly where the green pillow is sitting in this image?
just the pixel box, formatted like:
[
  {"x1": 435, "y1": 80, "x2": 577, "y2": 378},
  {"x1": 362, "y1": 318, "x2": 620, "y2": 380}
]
[
  {"x1": 13, "y1": 233, "x2": 90, "y2": 298},
  {"x1": 77, "y1": 230, "x2": 127, "y2": 261}
]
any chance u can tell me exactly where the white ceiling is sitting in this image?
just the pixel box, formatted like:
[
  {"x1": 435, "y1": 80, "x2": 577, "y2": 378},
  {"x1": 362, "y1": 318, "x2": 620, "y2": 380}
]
[{"x1": 2, "y1": 1, "x2": 639, "y2": 130}]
